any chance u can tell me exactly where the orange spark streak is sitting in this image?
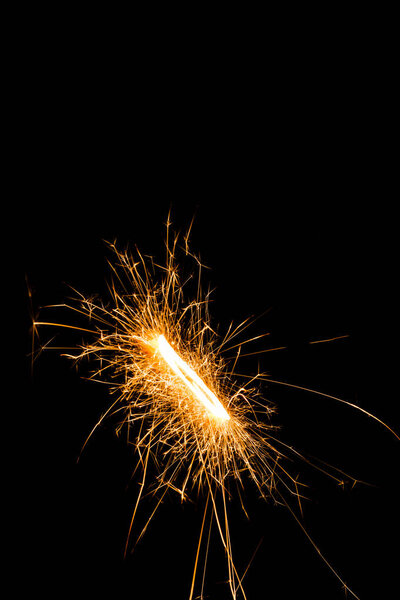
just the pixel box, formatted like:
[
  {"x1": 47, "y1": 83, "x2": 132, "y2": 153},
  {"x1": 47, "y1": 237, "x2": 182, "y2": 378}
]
[{"x1": 309, "y1": 334, "x2": 350, "y2": 344}]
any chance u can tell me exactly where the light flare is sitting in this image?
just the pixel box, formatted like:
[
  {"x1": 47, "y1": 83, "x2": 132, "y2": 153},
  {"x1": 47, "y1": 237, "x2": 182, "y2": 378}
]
[{"x1": 156, "y1": 334, "x2": 230, "y2": 421}]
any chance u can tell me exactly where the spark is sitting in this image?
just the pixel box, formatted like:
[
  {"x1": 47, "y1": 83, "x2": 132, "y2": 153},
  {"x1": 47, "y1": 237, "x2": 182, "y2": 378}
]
[
  {"x1": 32, "y1": 220, "x2": 398, "y2": 600},
  {"x1": 309, "y1": 334, "x2": 350, "y2": 344}
]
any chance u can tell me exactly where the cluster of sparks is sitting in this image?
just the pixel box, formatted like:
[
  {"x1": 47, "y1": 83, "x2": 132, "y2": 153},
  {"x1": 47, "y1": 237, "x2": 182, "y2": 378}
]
[{"x1": 33, "y1": 220, "x2": 398, "y2": 600}]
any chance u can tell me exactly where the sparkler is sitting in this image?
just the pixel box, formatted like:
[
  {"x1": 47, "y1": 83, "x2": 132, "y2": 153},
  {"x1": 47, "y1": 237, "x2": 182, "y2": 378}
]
[{"x1": 33, "y1": 218, "x2": 398, "y2": 600}]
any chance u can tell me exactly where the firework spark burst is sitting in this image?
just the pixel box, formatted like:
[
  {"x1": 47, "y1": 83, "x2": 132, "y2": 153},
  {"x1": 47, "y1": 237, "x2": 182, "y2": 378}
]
[{"x1": 33, "y1": 218, "x2": 398, "y2": 600}]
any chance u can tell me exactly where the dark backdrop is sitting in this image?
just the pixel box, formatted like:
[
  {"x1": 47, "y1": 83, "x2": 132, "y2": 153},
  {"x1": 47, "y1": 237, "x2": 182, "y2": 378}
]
[{"x1": 19, "y1": 54, "x2": 398, "y2": 600}]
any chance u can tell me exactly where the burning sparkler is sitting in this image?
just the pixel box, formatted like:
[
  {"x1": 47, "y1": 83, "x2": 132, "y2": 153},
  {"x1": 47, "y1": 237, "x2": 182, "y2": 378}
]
[{"x1": 33, "y1": 217, "x2": 398, "y2": 600}]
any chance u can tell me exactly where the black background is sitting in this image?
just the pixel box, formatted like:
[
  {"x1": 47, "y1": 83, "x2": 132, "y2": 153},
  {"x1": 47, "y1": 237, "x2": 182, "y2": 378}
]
[{"x1": 18, "y1": 35, "x2": 398, "y2": 600}]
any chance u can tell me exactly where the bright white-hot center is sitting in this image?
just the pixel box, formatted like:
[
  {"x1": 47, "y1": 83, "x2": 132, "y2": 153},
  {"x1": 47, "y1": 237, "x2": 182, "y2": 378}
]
[{"x1": 157, "y1": 334, "x2": 230, "y2": 421}]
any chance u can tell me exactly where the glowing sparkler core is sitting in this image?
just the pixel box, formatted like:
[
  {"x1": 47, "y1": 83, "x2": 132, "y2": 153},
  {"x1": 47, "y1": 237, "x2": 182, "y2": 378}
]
[{"x1": 157, "y1": 334, "x2": 230, "y2": 421}]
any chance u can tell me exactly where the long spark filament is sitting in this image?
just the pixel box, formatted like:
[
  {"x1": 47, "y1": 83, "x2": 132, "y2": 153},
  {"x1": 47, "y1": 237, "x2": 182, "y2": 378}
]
[{"x1": 157, "y1": 334, "x2": 230, "y2": 421}]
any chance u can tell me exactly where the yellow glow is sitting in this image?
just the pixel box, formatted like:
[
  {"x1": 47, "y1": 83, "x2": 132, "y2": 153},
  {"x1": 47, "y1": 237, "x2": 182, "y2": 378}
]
[{"x1": 157, "y1": 334, "x2": 230, "y2": 421}]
